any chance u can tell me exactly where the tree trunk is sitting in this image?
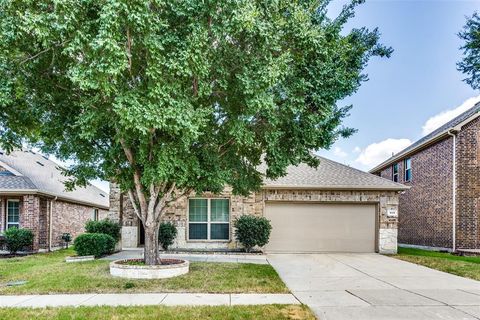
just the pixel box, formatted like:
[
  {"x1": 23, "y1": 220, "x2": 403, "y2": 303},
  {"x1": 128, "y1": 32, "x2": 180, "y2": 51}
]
[{"x1": 144, "y1": 224, "x2": 160, "y2": 265}]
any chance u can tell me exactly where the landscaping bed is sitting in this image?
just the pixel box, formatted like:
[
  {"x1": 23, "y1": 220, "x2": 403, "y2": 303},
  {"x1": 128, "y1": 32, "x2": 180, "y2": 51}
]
[
  {"x1": 0, "y1": 305, "x2": 314, "y2": 320},
  {"x1": 395, "y1": 247, "x2": 480, "y2": 281},
  {"x1": 0, "y1": 248, "x2": 288, "y2": 294},
  {"x1": 110, "y1": 258, "x2": 190, "y2": 279}
]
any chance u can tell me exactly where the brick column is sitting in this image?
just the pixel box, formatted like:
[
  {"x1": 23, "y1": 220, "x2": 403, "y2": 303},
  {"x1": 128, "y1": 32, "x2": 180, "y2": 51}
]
[{"x1": 21, "y1": 195, "x2": 41, "y2": 251}]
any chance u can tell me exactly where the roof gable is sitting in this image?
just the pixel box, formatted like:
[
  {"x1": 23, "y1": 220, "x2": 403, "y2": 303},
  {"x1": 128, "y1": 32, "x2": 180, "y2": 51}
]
[
  {"x1": 370, "y1": 102, "x2": 480, "y2": 173},
  {"x1": 0, "y1": 150, "x2": 109, "y2": 208}
]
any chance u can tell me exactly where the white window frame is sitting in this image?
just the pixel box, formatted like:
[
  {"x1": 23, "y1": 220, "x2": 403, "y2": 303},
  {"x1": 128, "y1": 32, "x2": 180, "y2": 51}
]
[
  {"x1": 404, "y1": 158, "x2": 412, "y2": 182},
  {"x1": 392, "y1": 163, "x2": 399, "y2": 182},
  {"x1": 187, "y1": 198, "x2": 230, "y2": 242},
  {"x1": 6, "y1": 199, "x2": 20, "y2": 229}
]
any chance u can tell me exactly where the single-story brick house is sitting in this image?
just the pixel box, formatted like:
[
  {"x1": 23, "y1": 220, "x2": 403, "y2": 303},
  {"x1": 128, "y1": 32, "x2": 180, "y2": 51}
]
[
  {"x1": 0, "y1": 150, "x2": 109, "y2": 251},
  {"x1": 370, "y1": 103, "x2": 480, "y2": 252},
  {"x1": 110, "y1": 156, "x2": 408, "y2": 254}
]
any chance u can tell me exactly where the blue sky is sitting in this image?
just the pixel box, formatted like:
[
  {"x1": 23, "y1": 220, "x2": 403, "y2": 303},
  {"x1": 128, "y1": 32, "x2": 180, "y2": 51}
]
[{"x1": 318, "y1": 0, "x2": 480, "y2": 171}]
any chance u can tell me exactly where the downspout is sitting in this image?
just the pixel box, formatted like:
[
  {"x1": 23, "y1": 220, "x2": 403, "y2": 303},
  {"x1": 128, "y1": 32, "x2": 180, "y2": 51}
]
[
  {"x1": 49, "y1": 196, "x2": 57, "y2": 252},
  {"x1": 447, "y1": 130, "x2": 457, "y2": 252}
]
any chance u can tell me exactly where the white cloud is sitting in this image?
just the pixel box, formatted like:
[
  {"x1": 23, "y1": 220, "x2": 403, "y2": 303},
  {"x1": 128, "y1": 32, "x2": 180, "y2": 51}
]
[
  {"x1": 333, "y1": 146, "x2": 348, "y2": 158},
  {"x1": 355, "y1": 138, "x2": 412, "y2": 168},
  {"x1": 422, "y1": 95, "x2": 480, "y2": 135},
  {"x1": 352, "y1": 146, "x2": 361, "y2": 153}
]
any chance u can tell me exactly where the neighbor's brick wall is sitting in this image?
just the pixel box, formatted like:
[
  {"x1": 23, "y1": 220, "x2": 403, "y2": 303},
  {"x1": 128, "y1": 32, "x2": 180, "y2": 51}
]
[
  {"x1": 0, "y1": 195, "x2": 108, "y2": 250},
  {"x1": 379, "y1": 165, "x2": 393, "y2": 180},
  {"x1": 375, "y1": 137, "x2": 454, "y2": 249},
  {"x1": 456, "y1": 116, "x2": 480, "y2": 249},
  {"x1": 50, "y1": 200, "x2": 108, "y2": 248},
  {"x1": 21, "y1": 195, "x2": 41, "y2": 250},
  {"x1": 38, "y1": 198, "x2": 49, "y2": 249}
]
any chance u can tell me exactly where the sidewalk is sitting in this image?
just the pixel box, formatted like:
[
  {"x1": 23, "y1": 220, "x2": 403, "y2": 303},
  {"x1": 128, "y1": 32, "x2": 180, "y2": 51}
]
[
  {"x1": 0, "y1": 293, "x2": 299, "y2": 308},
  {"x1": 102, "y1": 249, "x2": 269, "y2": 264}
]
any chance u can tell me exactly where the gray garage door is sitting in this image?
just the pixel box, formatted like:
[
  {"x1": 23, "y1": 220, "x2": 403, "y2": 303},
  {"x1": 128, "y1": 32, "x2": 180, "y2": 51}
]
[{"x1": 265, "y1": 203, "x2": 377, "y2": 253}]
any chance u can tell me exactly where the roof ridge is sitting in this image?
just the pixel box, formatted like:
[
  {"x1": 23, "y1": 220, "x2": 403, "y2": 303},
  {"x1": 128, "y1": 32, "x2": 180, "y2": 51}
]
[
  {"x1": 313, "y1": 153, "x2": 407, "y2": 188},
  {"x1": 370, "y1": 101, "x2": 480, "y2": 172},
  {"x1": 0, "y1": 149, "x2": 109, "y2": 207},
  {"x1": 28, "y1": 149, "x2": 108, "y2": 196}
]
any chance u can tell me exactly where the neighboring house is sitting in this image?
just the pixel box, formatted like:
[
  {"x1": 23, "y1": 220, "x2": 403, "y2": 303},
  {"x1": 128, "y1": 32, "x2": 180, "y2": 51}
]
[
  {"x1": 0, "y1": 150, "x2": 109, "y2": 251},
  {"x1": 110, "y1": 156, "x2": 407, "y2": 254},
  {"x1": 370, "y1": 103, "x2": 480, "y2": 252}
]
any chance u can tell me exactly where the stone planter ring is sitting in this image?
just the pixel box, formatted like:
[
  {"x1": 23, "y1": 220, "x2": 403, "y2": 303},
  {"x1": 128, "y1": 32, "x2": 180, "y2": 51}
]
[{"x1": 110, "y1": 258, "x2": 189, "y2": 279}]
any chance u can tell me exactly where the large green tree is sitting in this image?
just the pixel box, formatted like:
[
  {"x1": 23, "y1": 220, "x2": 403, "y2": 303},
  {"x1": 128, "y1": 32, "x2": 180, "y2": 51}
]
[
  {"x1": 0, "y1": 0, "x2": 391, "y2": 265},
  {"x1": 459, "y1": 12, "x2": 480, "y2": 89}
]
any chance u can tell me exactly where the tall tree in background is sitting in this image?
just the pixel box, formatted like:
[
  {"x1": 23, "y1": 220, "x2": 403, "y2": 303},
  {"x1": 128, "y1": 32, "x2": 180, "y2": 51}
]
[
  {"x1": 0, "y1": 0, "x2": 391, "y2": 265},
  {"x1": 459, "y1": 12, "x2": 480, "y2": 89}
]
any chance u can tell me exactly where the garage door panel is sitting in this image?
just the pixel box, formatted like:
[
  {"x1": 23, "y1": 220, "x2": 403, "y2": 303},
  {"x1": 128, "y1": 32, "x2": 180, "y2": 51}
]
[{"x1": 265, "y1": 203, "x2": 376, "y2": 253}]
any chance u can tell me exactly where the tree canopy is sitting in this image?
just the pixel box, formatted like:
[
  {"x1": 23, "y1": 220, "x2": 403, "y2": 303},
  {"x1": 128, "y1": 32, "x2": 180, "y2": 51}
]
[
  {"x1": 459, "y1": 12, "x2": 480, "y2": 89},
  {"x1": 0, "y1": 0, "x2": 391, "y2": 264}
]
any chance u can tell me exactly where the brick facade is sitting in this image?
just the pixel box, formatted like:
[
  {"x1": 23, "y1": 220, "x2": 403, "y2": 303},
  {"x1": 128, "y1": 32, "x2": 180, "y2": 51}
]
[
  {"x1": 0, "y1": 195, "x2": 108, "y2": 251},
  {"x1": 374, "y1": 116, "x2": 480, "y2": 250},
  {"x1": 456, "y1": 116, "x2": 480, "y2": 249},
  {"x1": 110, "y1": 184, "x2": 399, "y2": 254},
  {"x1": 50, "y1": 200, "x2": 109, "y2": 248}
]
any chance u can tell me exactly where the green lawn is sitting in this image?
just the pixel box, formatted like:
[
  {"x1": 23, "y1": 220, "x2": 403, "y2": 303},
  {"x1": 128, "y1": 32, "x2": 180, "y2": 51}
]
[
  {"x1": 395, "y1": 247, "x2": 480, "y2": 281},
  {"x1": 0, "y1": 249, "x2": 288, "y2": 294},
  {"x1": 0, "y1": 305, "x2": 315, "y2": 320}
]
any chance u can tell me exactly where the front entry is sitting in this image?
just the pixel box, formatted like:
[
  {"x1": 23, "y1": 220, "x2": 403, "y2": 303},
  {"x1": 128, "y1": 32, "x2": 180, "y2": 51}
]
[
  {"x1": 139, "y1": 221, "x2": 145, "y2": 246},
  {"x1": 265, "y1": 202, "x2": 377, "y2": 253}
]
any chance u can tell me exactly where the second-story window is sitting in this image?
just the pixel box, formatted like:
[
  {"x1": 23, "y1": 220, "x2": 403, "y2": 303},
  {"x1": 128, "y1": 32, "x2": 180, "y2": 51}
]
[
  {"x1": 404, "y1": 158, "x2": 412, "y2": 182},
  {"x1": 392, "y1": 163, "x2": 399, "y2": 182}
]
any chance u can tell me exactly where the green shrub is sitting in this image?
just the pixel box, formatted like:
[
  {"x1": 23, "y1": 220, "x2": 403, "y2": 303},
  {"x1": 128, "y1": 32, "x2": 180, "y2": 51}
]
[
  {"x1": 74, "y1": 233, "x2": 115, "y2": 257},
  {"x1": 4, "y1": 228, "x2": 34, "y2": 254},
  {"x1": 85, "y1": 219, "x2": 121, "y2": 242},
  {"x1": 234, "y1": 215, "x2": 272, "y2": 253},
  {"x1": 158, "y1": 222, "x2": 177, "y2": 250}
]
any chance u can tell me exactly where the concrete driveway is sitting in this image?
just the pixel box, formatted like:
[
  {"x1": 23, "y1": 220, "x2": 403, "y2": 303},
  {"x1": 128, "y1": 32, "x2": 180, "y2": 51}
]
[{"x1": 268, "y1": 253, "x2": 480, "y2": 320}]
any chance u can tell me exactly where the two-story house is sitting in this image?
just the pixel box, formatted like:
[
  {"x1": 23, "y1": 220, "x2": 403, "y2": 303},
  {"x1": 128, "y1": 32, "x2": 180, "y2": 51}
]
[{"x1": 371, "y1": 103, "x2": 480, "y2": 252}]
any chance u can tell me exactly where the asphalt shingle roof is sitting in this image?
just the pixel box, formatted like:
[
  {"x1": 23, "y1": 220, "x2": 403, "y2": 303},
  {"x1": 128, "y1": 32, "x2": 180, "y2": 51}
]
[
  {"x1": 261, "y1": 155, "x2": 408, "y2": 190},
  {"x1": 370, "y1": 102, "x2": 480, "y2": 172},
  {"x1": 0, "y1": 150, "x2": 109, "y2": 208},
  {"x1": 0, "y1": 176, "x2": 37, "y2": 190}
]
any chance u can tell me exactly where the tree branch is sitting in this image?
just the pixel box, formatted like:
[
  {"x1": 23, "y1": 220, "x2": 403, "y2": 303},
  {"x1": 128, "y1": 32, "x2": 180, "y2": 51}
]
[
  {"x1": 20, "y1": 40, "x2": 70, "y2": 64},
  {"x1": 154, "y1": 187, "x2": 193, "y2": 225},
  {"x1": 153, "y1": 182, "x2": 177, "y2": 223},
  {"x1": 127, "y1": 189, "x2": 143, "y2": 222},
  {"x1": 126, "y1": 27, "x2": 133, "y2": 75},
  {"x1": 147, "y1": 183, "x2": 160, "y2": 223},
  {"x1": 120, "y1": 138, "x2": 148, "y2": 219}
]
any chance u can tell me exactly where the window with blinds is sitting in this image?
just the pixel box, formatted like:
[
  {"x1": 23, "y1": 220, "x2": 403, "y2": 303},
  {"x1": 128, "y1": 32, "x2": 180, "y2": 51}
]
[{"x1": 188, "y1": 198, "x2": 230, "y2": 240}]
